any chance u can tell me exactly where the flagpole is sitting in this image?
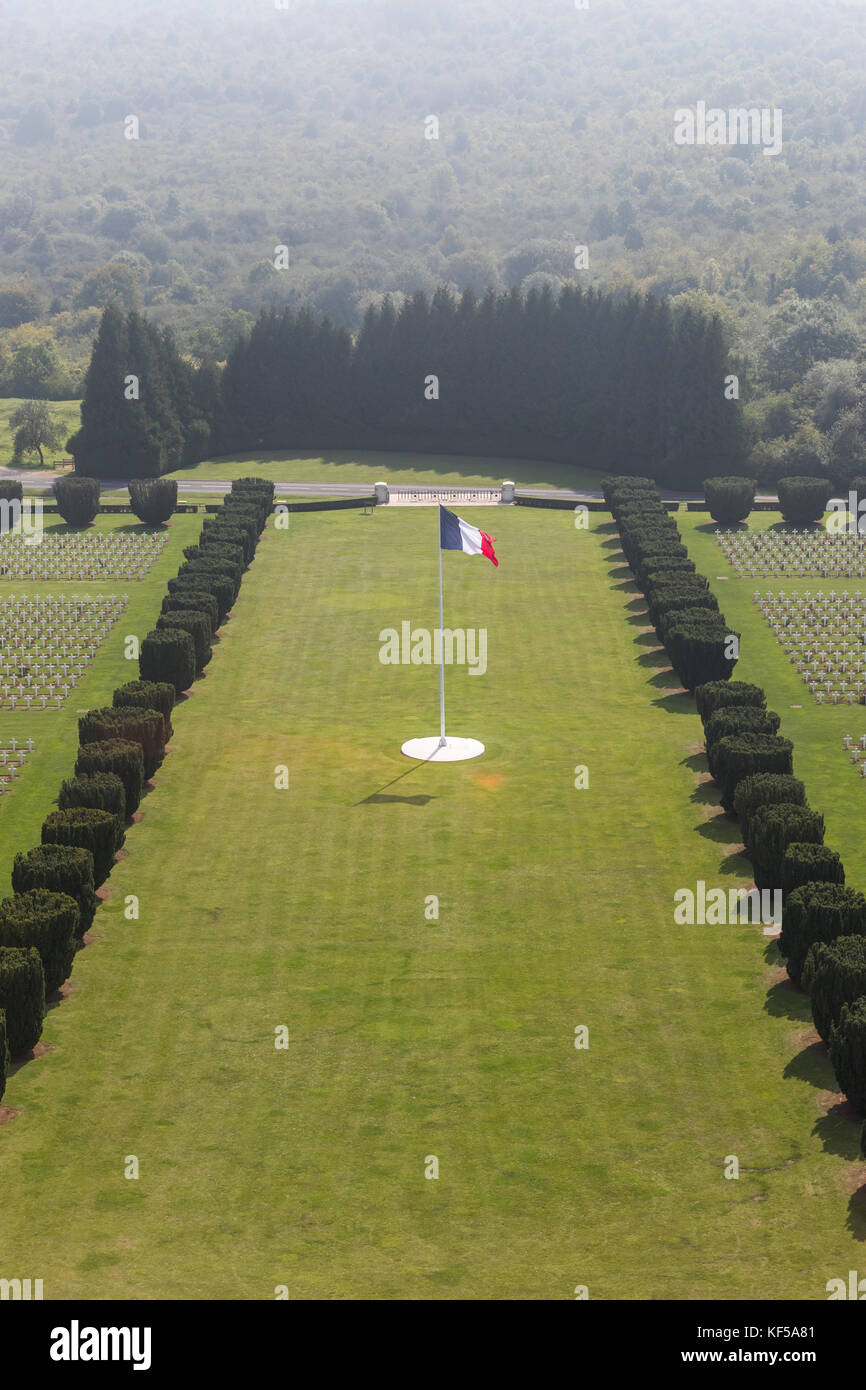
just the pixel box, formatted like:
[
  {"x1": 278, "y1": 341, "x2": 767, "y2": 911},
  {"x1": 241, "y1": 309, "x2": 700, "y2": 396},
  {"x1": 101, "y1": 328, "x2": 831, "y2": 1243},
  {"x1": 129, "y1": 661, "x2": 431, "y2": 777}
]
[{"x1": 437, "y1": 504, "x2": 446, "y2": 747}]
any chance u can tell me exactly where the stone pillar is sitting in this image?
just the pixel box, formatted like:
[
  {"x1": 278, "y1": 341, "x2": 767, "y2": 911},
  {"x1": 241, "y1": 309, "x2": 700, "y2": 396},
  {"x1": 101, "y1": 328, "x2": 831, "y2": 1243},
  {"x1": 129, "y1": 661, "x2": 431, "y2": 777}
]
[
  {"x1": 374, "y1": 481, "x2": 389, "y2": 505},
  {"x1": 501, "y1": 480, "x2": 515, "y2": 504}
]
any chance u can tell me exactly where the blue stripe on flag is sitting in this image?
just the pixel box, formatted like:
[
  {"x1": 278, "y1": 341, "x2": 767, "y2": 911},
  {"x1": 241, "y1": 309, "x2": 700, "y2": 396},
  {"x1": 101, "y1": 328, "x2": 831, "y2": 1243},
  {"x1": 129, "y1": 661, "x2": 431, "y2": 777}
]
[{"x1": 439, "y1": 505, "x2": 463, "y2": 551}]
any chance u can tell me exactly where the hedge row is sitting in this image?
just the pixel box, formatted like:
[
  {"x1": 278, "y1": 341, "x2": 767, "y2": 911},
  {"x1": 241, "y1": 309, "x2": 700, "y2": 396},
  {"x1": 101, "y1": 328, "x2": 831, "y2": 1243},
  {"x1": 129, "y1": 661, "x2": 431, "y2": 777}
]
[
  {"x1": 694, "y1": 678, "x2": 866, "y2": 1123},
  {"x1": 0, "y1": 480, "x2": 272, "y2": 1098},
  {"x1": 602, "y1": 475, "x2": 739, "y2": 692},
  {"x1": 606, "y1": 477, "x2": 866, "y2": 1130}
]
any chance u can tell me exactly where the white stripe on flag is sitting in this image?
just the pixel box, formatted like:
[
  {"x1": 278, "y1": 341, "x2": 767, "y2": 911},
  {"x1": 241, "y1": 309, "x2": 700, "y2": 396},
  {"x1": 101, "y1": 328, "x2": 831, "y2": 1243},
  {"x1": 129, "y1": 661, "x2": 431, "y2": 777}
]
[{"x1": 457, "y1": 516, "x2": 484, "y2": 556}]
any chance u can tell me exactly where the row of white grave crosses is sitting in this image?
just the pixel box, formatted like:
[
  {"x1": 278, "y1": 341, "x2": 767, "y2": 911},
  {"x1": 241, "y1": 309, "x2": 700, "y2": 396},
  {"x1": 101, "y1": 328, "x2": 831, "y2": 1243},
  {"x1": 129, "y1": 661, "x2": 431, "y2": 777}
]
[
  {"x1": 0, "y1": 737, "x2": 35, "y2": 792},
  {"x1": 0, "y1": 595, "x2": 128, "y2": 710},
  {"x1": 717, "y1": 528, "x2": 866, "y2": 578},
  {"x1": 755, "y1": 590, "x2": 866, "y2": 705},
  {"x1": 840, "y1": 734, "x2": 866, "y2": 777},
  {"x1": 0, "y1": 531, "x2": 167, "y2": 581}
]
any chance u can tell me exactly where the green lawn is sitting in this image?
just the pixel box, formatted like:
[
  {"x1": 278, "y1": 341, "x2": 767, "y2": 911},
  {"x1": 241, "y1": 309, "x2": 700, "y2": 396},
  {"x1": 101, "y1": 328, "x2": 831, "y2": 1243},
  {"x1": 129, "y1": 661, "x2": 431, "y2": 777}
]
[
  {"x1": 165, "y1": 449, "x2": 607, "y2": 491},
  {"x1": 0, "y1": 504, "x2": 862, "y2": 1300},
  {"x1": 0, "y1": 400, "x2": 80, "y2": 472}
]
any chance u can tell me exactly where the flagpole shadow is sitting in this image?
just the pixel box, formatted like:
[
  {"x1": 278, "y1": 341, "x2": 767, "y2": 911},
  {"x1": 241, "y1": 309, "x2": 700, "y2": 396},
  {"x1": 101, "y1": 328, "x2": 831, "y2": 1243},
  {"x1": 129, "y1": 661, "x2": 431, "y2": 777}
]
[{"x1": 355, "y1": 749, "x2": 441, "y2": 805}]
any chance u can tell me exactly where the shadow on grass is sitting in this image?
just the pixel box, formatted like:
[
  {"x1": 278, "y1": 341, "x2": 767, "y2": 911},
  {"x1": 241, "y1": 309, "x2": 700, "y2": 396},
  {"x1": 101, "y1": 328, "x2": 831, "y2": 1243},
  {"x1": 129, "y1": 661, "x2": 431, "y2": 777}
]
[
  {"x1": 638, "y1": 650, "x2": 670, "y2": 670},
  {"x1": 651, "y1": 691, "x2": 695, "y2": 715},
  {"x1": 363, "y1": 793, "x2": 434, "y2": 806},
  {"x1": 814, "y1": 1100, "x2": 862, "y2": 1163},
  {"x1": 634, "y1": 630, "x2": 662, "y2": 648},
  {"x1": 848, "y1": 1183, "x2": 866, "y2": 1240},
  {"x1": 764, "y1": 977, "x2": 811, "y2": 1023}
]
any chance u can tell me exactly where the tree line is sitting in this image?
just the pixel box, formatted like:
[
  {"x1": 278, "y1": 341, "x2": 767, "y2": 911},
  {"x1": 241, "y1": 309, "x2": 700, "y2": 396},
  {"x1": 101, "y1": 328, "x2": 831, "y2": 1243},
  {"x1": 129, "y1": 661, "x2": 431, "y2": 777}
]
[{"x1": 69, "y1": 287, "x2": 747, "y2": 487}]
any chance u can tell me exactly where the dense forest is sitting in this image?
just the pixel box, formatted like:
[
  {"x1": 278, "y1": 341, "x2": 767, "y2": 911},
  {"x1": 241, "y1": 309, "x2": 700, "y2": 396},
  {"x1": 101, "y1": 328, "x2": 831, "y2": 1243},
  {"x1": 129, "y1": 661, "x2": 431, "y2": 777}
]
[
  {"x1": 4, "y1": 0, "x2": 866, "y2": 479},
  {"x1": 68, "y1": 291, "x2": 746, "y2": 486}
]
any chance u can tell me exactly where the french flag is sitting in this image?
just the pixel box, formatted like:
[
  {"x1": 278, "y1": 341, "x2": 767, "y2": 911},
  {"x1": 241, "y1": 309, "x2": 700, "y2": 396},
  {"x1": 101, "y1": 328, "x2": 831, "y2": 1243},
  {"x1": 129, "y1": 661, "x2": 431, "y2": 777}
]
[{"x1": 439, "y1": 505, "x2": 499, "y2": 567}]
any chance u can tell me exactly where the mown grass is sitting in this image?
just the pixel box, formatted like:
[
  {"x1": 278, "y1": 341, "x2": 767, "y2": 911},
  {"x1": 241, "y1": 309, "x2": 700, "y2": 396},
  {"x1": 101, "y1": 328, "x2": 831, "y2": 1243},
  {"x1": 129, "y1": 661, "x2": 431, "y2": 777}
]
[{"x1": 0, "y1": 505, "x2": 863, "y2": 1300}]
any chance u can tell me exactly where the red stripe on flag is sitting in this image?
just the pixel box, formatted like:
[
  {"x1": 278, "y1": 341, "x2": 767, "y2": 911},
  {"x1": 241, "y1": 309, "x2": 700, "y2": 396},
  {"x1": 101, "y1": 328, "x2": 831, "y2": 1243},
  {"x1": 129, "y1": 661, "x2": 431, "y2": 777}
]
[{"x1": 480, "y1": 530, "x2": 498, "y2": 566}]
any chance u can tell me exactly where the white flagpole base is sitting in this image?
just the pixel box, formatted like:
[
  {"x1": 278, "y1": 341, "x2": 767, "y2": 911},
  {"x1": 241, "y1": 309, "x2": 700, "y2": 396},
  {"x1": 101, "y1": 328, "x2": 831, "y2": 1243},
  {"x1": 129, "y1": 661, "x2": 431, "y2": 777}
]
[{"x1": 401, "y1": 735, "x2": 485, "y2": 762}]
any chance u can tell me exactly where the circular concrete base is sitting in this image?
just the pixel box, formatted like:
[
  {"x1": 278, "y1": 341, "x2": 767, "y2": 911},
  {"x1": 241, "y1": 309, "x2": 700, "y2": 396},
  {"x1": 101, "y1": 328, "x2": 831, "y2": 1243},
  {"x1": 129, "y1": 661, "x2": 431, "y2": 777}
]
[{"x1": 401, "y1": 735, "x2": 485, "y2": 762}]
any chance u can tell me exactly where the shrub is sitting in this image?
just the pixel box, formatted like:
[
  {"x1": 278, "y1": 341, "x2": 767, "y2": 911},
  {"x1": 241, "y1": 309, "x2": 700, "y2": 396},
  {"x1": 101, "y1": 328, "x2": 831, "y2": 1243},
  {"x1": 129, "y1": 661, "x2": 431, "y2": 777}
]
[
  {"x1": 732, "y1": 772, "x2": 807, "y2": 840},
  {"x1": 713, "y1": 733, "x2": 794, "y2": 813},
  {"x1": 53, "y1": 474, "x2": 100, "y2": 526},
  {"x1": 648, "y1": 581, "x2": 717, "y2": 627},
  {"x1": 42, "y1": 808, "x2": 121, "y2": 888},
  {"x1": 183, "y1": 541, "x2": 244, "y2": 572},
  {"x1": 155, "y1": 609, "x2": 212, "y2": 674},
  {"x1": 140, "y1": 627, "x2": 196, "y2": 696},
  {"x1": 704, "y1": 707, "x2": 782, "y2": 776},
  {"x1": 635, "y1": 556, "x2": 697, "y2": 588},
  {"x1": 0, "y1": 479, "x2": 23, "y2": 503},
  {"x1": 79, "y1": 705, "x2": 166, "y2": 780},
  {"x1": 161, "y1": 585, "x2": 219, "y2": 635},
  {"x1": 666, "y1": 612, "x2": 739, "y2": 691},
  {"x1": 746, "y1": 803, "x2": 825, "y2": 890},
  {"x1": 176, "y1": 554, "x2": 242, "y2": 594},
  {"x1": 804, "y1": 937, "x2": 866, "y2": 1042},
  {"x1": 200, "y1": 521, "x2": 255, "y2": 565},
  {"x1": 113, "y1": 680, "x2": 175, "y2": 740},
  {"x1": 168, "y1": 571, "x2": 234, "y2": 625},
  {"x1": 696, "y1": 680, "x2": 766, "y2": 725},
  {"x1": 59, "y1": 771, "x2": 126, "y2": 824},
  {"x1": 12, "y1": 844, "x2": 98, "y2": 938},
  {"x1": 781, "y1": 844, "x2": 845, "y2": 897},
  {"x1": 0, "y1": 946, "x2": 45, "y2": 1054},
  {"x1": 777, "y1": 476, "x2": 832, "y2": 526},
  {"x1": 829, "y1": 996, "x2": 866, "y2": 1113},
  {"x1": 703, "y1": 476, "x2": 757, "y2": 525},
  {"x1": 75, "y1": 738, "x2": 144, "y2": 817},
  {"x1": 0, "y1": 890, "x2": 78, "y2": 994},
  {"x1": 129, "y1": 477, "x2": 177, "y2": 524}
]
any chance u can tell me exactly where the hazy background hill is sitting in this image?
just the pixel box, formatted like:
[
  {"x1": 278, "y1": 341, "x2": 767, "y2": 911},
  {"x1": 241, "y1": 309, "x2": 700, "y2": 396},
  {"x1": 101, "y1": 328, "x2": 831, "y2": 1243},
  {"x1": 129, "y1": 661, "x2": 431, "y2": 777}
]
[{"x1": 3, "y1": 0, "x2": 866, "y2": 479}]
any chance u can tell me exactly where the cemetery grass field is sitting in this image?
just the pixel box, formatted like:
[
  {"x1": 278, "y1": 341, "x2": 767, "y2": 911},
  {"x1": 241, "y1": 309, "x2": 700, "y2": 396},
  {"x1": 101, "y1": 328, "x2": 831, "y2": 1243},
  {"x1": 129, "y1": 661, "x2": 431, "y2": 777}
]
[{"x1": 0, "y1": 503, "x2": 864, "y2": 1299}]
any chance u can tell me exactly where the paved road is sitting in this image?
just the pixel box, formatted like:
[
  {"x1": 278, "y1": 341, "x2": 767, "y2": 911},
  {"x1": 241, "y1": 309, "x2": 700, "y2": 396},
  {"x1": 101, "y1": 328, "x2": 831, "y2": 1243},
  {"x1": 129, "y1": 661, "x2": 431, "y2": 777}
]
[{"x1": 12, "y1": 474, "x2": 783, "y2": 504}]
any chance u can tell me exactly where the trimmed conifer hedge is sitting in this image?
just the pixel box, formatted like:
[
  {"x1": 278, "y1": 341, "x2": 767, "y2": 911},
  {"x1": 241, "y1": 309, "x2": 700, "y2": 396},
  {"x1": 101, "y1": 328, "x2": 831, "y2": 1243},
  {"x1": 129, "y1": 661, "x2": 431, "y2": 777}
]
[
  {"x1": 200, "y1": 522, "x2": 255, "y2": 565},
  {"x1": 732, "y1": 772, "x2": 807, "y2": 839},
  {"x1": 704, "y1": 708, "x2": 782, "y2": 776},
  {"x1": 777, "y1": 476, "x2": 832, "y2": 527},
  {"x1": 12, "y1": 844, "x2": 98, "y2": 938},
  {"x1": 140, "y1": 627, "x2": 196, "y2": 696},
  {"x1": 703, "y1": 476, "x2": 756, "y2": 525},
  {"x1": 781, "y1": 843, "x2": 845, "y2": 897},
  {"x1": 54, "y1": 475, "x2": 100, "y2": 527},
  {"x1": 42, "y1": 807, "x2": 121, "y2": 887},
  {"x1": 113, "y1": 680, "x2": 175, "y2": 740},
  {"x1": 129, "y1": 477, "x2": 177, "y2": 524},
  {"x1": 155, "y1": 610, "x2": 212, "y2": 675},
  {"x1": 160, "y1": 587, "x2": 219, "y2": 637},
  {"x1": 167, "y1": 571, "x2": 234, "y2": 625},
  {"x1": 0, "y1": 889, "x2": 78, "y2": 994},
  {"x1": 75, "y1": 737, "x2": 144, "y2": 817},
  {"x1": 79, "y1": 706, "x2": 166, "y2": 781},
  {"x1": 746, "y1": 803, "x2": 825, "y2": 890},
  {"x1": 803, "y1": 937, "x2": 866, "y2": 1042},
  {"x1": 0, "y1": 946, "x2": 45, "y2": 1055},
  {"x1": 176, "y1": 556, "x2": 241, "y2": 597},
  {"x1": 58, "y1": 771, "x2": 126, "y2": 825},
  {"x1": 665, "y1": 610, "x2": 739, "y2": 692},
  {"x1": 695, "y1": 680, "x2": 766, "y2": 724},
  {"x1": 713, "y1": 733, "x2": 794, "y2": 813},
  {"x1": 829, "y1": 997, "x2": 866, "y2": 1113}
]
